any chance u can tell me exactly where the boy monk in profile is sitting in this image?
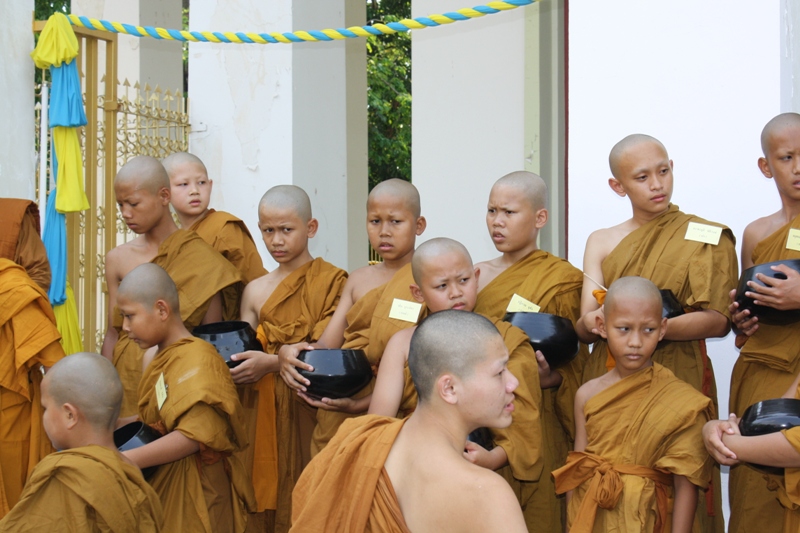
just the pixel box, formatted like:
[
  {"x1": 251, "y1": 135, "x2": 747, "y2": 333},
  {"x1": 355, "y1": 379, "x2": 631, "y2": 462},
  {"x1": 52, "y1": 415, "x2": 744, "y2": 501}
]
[
  {"x1": 577, "y1": 134, "x2": 736, "y2": 532},
  {"x1": 101, "y1": 155, "x2": 242, "y2": 417},
  {"x1": 163, "y1": 152, "x2": 266, "y2": 284},
  {"x1": 726, "y1": 112, "x2": 800, "y2": 533},
  {"x1": 554, "y1": 277, "x2": 713, "y2": 533},
  {"x1": 279, "y1": 179, "x2": 426, "y2": 456},
  {"x1": 116, "y1": 263, "x2": 255, "y2": 533},
  {"x1": 291, "y1": 310, "x2": 527, "y2": 533},
  {"x1": 0, "y1": 352, "x2": 163, "y2": 532},
  {"x1": 369, "y1": 238, "x2": 544, "y2": 527},
  {"x1": 474, "y1": 171, "x2": 589, "y2": 531},
  {"x1": 231, "y1": 185, "x2": 347, "y2": 532},
  {"x1": 0, "y1": 259, "x2": 65, "y2": 518}
]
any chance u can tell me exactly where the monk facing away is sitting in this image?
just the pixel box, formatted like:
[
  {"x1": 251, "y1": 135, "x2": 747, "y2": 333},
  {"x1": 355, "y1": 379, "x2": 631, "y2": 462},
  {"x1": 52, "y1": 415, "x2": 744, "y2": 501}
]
[
  {"x1": 726, "y1": 112, "x2": 800, "y2": 533},
  {"x1": 0, "y1": 259, "x2": 65, "y2": 518},
  {"x1": 368, "y1": 238, "x2": 544, "y2": 525},
  {"x1": 231, "y1": 185, "x2": 347, "y2": 532},
  {"x1": 554, "y1": 276, "x2": 713, "y2": 533},
  {"x1": 101, "y1": 155, "x2": 242, "y2": 417},
  {"x1": 115, "y1": 263, "x2": 255, "y2": 533},
  {"x1": 576, "y1": 134, "x2": 736, "y2": 532},
  {"x1": 290, "y1": 310, "x2": 527, "y2": 533},
  {"x1": 279, "y1": 179, "x2": 427, "y2": 457},
  {"x1": 0, "y1": 198, "x2": 50, "y2": 291},
  {"x1": 0, "y1": 352, "x2": 163, "y2": 532},
  {"x1": 163, "y1": 152, "x2": 266, "y2": 284},
  {"x1": 474, "y1": 171, "x2": 589, "y2": 532}
]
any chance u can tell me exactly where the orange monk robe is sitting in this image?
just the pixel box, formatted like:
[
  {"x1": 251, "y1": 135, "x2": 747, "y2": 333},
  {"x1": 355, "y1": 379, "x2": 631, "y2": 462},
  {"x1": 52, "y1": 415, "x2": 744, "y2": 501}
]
[
  {"x1": 139, "y1": 337, "x2": 255, "y2": 533},
  {"x1": 310, "y1": 263, "x2": 427, "y2": 457},
  {"x1": 728, "y1": 211, "x2": 800, "y2": 533},
  {"x1": 0, "y1": 199, "x2": 51, "y2": 291},
  {"x1": 777, "y1": 380, "x2": 800, "y2": 532},
  {"x1": 553, "y1": 364, "x2": 713, "y2": 533},
  {"x1": 0, "y1": 259, "x2": 65, "y2": 517},
  {"x1": 190, "y1": 209, "x2": 267, "y2": 284},
  {"x1": 113, "y1": 229, "x2": 242, "y2": 417},
  {"x1": 0, "y1": 445, "x2": 163, "y2": 532},
  {"x1": 291, "y1": 416, "x2": 410, "y2": 533}
]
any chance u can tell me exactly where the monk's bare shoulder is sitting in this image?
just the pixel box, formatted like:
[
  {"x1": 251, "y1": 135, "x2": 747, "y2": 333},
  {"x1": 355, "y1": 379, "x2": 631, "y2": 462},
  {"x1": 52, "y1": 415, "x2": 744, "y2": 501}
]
[
  {"x1": 585, "y1": 223, "x2": 631, "y2": 262},
  {"x1": 447, "y1": 464, "x2": 528, "y2": 532},
  {"x1": 346, "y1": 262, "x2": 397, "y2": 302},
  {"x1": 576, "y1": 372, "x2": 616, "y2": 406},
  {"x1": 741, "y1": 211, "x2": 786, "y2": 268},
  {"x1": 105, "y1": 236, "x2": 156, "y2": 283},
  {"x1": 474, "y1": 257, "x2": 505, "y2": 290}
]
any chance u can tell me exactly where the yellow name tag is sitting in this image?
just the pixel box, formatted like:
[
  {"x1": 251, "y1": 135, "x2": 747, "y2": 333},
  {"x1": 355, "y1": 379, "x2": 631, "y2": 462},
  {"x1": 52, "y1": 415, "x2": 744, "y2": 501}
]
[
  {"x1": 388, "y1": 298, "x2": 422, "y2": 323},
  {"x1": 506, "y1": 293, "x2": 541, "y2": 313},
  {"x1": 787, "y1": 229, "x2": 800, "y2": 252},
  {"x1": 156, "y1": 372, "x2": 167, "y2": 410},
  {"x1": 684, "y1": 222, "x2": 722, "y2": 245}
]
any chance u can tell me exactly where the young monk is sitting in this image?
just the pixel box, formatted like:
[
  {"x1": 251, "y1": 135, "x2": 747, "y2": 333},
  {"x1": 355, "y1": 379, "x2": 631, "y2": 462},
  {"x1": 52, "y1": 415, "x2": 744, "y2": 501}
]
[
  {"x1": 554, "y1": 277, "x2": 713, "y2": 533},
  {"x1": 278, "y1": 178, "x2": 426, "y2": 457},
  {"x1": 290, "y1": 310, "x2": 527, "y2": 533},
  {"x1": 116, "y1": 263, "x2": 255, "y2": 533},
  {"x1": 231, "y1": 185, "x2": 347, "y2": 532},
  {"x1": 101, "y1": 155, "x2": 242, "y2": 417},
  {"x1": 368, "y1": 237, "x2": 544, "y2": 526},
  {"x1": 0, "y1": 198, "x2": 50, "y2": 291},
  {"x1": 726, "y1": 112, "x2": 800, "y2": 533},
  {"x1": 577, "y1": 134, "x2": 736, "y2": 532},
  {"x1": 474, "y1": 171, "x2": 589, "y2": 531},
  {"x1": 0, "y1": 352, "x2": 163, "y2": 532},
  {"x1": 163, "y1": 152, "x2": 266, "y2": 284},
  {"x1": 0, "y1": 259, "x2": 65, "y2": 518}
]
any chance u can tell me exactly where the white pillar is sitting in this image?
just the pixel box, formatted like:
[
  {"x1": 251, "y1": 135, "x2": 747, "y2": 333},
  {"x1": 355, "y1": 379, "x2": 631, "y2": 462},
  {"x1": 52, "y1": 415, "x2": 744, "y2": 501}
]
[{"x1": 781, "y1": 0, "x2": 800, "y2": 112}]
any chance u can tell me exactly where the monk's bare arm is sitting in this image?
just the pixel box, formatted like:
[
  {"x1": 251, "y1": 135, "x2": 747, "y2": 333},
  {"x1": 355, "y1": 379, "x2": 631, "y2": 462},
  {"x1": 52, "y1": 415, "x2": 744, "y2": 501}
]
[
  {"x1": 573, "y1": 385, "x2": 589, "y2": 453},
  {"x1": 239, "y1": 280, "x2": 262, "y2": 330},
  {"x1": 663, "y1": 309, "x2": 729, "y2": 341},
  {"x1": 101, "y1": 249, "x2": 122, "y2": 361},
  {"x1": 783, "y1": 371, "x2": 800, "y2": 398},
  {"x1": 671, "y1": 475, "x2": 697, "y2": 533},
  {"x1": 577, "y1": 231, "x2": 607, "y2": 343},
  {"x1": 122, "y1": 430, "x2": 200, "y2": 469},
  {"x1": 469, "y1": 475, "x2": 528, "y2": 533},
  {"x1": 740, "y1": 221, "x2": 760, "y2": 271},
  {"x1": 368, "y1": 329, "x2": 411, "y2": 416},
  {"x1": 200, "y1": 291, "x2": 223, "y2": 325},
  {"x1": 722, "y1": 431, "x2": 800, "y2": 468}
]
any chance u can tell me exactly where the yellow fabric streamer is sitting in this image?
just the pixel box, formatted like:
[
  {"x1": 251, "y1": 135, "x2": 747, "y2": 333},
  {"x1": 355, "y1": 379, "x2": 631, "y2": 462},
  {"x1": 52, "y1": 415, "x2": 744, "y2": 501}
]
[
  {"x1": 31, "y1": 13, "x2": 79, "y2": 68},
  {"x1": 52, "y1": 127, "x2": 90, "y2": 212},
  {"x1": 53, "y1": 281, "x2": 83, "y2": 355}
]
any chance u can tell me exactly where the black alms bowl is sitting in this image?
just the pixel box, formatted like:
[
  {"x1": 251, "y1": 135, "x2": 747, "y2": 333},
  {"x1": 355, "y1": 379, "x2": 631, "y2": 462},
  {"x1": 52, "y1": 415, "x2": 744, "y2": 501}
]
[
  {"x1": 192, "y1": 321, "x2": 262, "y2": 369},
  {"x1": 467, "y1": 427, "x2": 495, "y2": 451},
  {"x1": 297, "y1": 349, "x2": 373, "y2": 400},
  {"x1": 114, "y1": 421, "x2": 162, "y2": 479},
  {"x1": 739, "y1": 398, "x2": 800, "y2": 475},
  {"x1": 503, "y1": 312, "x2": 579, "y2": 369},
  {"x1": 660, "y1": 289, "x2": 685, "y2": 319},
  {"x1": 735, "y1": 260, "x2": 800, "y2": 326}
]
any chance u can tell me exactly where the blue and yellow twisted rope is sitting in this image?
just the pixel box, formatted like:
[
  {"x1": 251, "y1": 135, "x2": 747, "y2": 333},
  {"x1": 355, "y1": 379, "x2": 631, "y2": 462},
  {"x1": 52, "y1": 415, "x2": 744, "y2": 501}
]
[{"x1": 67, "y1": 0, "x2": 533, "y2": 45}]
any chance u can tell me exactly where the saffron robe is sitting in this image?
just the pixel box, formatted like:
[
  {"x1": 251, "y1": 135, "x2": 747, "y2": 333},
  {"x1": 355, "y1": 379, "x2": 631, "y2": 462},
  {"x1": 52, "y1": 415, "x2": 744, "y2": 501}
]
[
  {"x1": 244, "y1": 258, "x2": 346, "y2": 532},
  {"x1": 0, "y1": 199, "x2": 51, "y2": 291},
  {"x1": 474, "y1": 249, "x2": 588, "y2": 532},
  {"x1": 553, "y1": 364, "x2": 713, "y2": 533},
  {"x1": 291, "y1": 416, "x2": 410, "y2": 533},
  {"x1": 0, "y1": 445, "x2": 163, "y2": 532},
  {"x1": 310, "y1": 264, "x2": 426, "y2": 456},
  {"x1": 190, "y1": 209, "x2": 267, "y2": 284},
  {"x1": 729, "y1": 212, "x2": 800, "y2": 533},
  {"x1": 777, "y1": 380, "x2": 800, "y2": 532},
  {"x1": 0, "y1": 259, "x2": 64, "y2": 517},
  {"x1": 139, "y1": 337, "x2": 255, "y2": 533},
  {"x1": 113, "y1": 230, "x2": 242, "y2": 417}
]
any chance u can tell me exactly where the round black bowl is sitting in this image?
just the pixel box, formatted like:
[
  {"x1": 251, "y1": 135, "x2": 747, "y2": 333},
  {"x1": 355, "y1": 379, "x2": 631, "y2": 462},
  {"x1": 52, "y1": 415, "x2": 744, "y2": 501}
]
[
  {"x1": 735, "y1": 260, "x2": 800, "y2": 326},
  {"x1": 114, "y1": 421, "x2": 162, "y2": 479},
  {"x1": 660, "y1": 289, "x2": 685, "y2": 319},
  {"x1": 503, "y1": 312, "x2": 579, "y2": 369},
  {"x1": 467, "y1": 427, "x2": 495, "y2": 451},
  {"x1": 297, "y1": 349, "x2": 373, "y2": 400},
  {"x1": 739, "y1": 398, "x2": 800, "y2": 475},
  {"x1": 192, "y1": 321, "x2": 262, "y2": 368}
]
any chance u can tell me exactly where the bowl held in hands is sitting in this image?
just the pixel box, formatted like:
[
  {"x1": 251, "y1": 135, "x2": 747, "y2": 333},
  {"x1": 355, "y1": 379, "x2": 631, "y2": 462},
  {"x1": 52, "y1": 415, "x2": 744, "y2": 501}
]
[
  {"x1": 297, "y1": 349, "x2": 373, "y2": 400},
  {"x1": 739, "y1": 398, "x2": 800, "y2": 475},
  {"x1": 660, "y1": 289, "x2": 685, "y2": 319},
  {"x1": 467, "y1": 427, "x2": 495, "y2": 451},
  {"x1": 735, "y1": 260, "x2": 800, "y2": 326},
  {"x1": 503, "y1": 312, "x2": 580, "y2": 369},
  {"x1": 192, "y1": 321, "x2": 262, "y2": 368},
  {"x1": 114, "y1": 421, "x2": 162, "y2": 479}
]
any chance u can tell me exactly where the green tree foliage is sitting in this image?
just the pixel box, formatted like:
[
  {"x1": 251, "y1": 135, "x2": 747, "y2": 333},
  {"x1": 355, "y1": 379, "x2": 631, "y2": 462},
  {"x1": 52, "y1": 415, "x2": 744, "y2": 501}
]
[{"x1": 367, "y1": 0, "x2": 411, "y2": 189}]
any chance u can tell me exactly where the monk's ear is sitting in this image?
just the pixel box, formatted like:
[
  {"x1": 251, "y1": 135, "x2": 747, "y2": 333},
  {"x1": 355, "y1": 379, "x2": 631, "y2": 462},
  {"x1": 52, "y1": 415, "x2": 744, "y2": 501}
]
[
  {"x1": 534, "y1": 208, "x2": 548, "y2": 229},
  {"x1": 436, "y1": 374, "x2": 458, "y2": 405},
  {"x1": 158, "y1": 186, "x2": 171, "y2": 205},
  {"x1": 409, "y1": 284, "x2": 425, "y2": 303},
  {"x1": 758, "y1": 157, "x2": 773, "y2": 179},
  {"x1": 658, "y1": 317, "x2": 668, "y2": 342},
  {"x1": 63, "y1": 403, "x2": 80, "y2": 430},
  {"x1": 155, "y1": 299, "x2": 170, "y2": 320},
  {"x1": 473, "y1": 266, "x2": 481, "y2": 284},
  {"x1": 415, "y1": 216, "x2": 427, "y2": 236},
  {"x1": 595, "y1": 312, "x2": 608, "y2": 339},
  {"x1": 306, "y1": 218, "x2": 319, "y2": 238},
  {"x1": 608, "y1": 177, "x2": 626, "y2": 198}
]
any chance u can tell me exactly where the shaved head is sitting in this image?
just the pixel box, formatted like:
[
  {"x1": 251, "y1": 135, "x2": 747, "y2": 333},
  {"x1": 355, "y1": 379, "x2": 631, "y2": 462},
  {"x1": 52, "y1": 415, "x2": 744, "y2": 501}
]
[
  {"x1": 162, "y1": 152, "x2": 207, "y2": 176},
  {"x1": 604, "y1": 276, "x2": 661, "y2": 317},
  {"x1": 609, "y1": 134, "x2": 668, "y2": 179},
  {"x1": 118, "y1": 263, "x2": 179, "y2": 312},
  {"x1": 760, "y1": 113, "x2": 800, "y2": 156},
  {"x1": 412, "y1": 237, "x2": 473, "y2": 284},
  {"x1": 259, "y1": 185, "x2": 313, "y2": 222},
  {"x1": 409, "y1": 310, "x2": 502, "y2": 402},
  {"x1": 44, "y1": 353, "x2": 123, "y2": 430},
  {"x1": 115, "y1": 155, "x2": 170, "y2": 194},
  {"x1": 368, "y1": 179, "x2": 421, "y2": 218},
  {"x1": 492, "y1": 171, "x2": 548, "y2": 211}
]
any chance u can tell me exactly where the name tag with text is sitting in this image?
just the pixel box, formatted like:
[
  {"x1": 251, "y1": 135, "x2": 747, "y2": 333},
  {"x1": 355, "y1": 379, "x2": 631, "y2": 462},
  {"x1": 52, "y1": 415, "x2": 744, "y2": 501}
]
[
  {"x1": 507, "y1": 293, "x2": 541, "y2": 313},
  {"x1": 389, "y1": 298, "x2": 423, "y2": 323},
  {"x1": 684, "y1": 222, "x2": 722, "y2": 245}
]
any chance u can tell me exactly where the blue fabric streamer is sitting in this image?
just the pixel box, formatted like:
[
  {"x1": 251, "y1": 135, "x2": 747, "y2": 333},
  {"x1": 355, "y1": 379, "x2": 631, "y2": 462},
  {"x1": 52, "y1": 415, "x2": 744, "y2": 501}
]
[
  {"x1": 42, "y1": 150, "x2": 68, "y2": 305},
  {"x1": 49, "y1": 59, "x2": 87, "y2": 128}
]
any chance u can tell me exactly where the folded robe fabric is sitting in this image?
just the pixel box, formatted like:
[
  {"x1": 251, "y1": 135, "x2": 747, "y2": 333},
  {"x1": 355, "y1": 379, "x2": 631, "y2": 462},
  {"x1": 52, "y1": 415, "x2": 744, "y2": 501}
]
[{"x1": 0, "y1": 199, "x2": 51, "y2": 292}]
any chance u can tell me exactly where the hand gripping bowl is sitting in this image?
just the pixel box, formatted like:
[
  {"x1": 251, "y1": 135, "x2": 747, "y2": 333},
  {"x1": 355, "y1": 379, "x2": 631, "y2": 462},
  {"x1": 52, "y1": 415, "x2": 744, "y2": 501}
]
[
  {"x1": 503, "y1": 312, "x2": 579, "y2": 369},
  {"x1": 297, "y1": 349, "x2": 373, "y2": 400},
  {"x1": 739, "y1": 398, "x2": 800, "y2": 475},
  {"x1": 192, "y1": 321, "x2": 262, "y2": 369},
  {"x1": 659, "y1": 289, "x2": 685, "y2": 319},
  {"x1": 467, "y1": 427, "x2": 495, "y2": 451},
  {"x1": 114, "y1": 421, "x2": 162, "y2": 479},
  {"x1": 735, "y1": 260, "x2": 800, "y2": 326}
]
